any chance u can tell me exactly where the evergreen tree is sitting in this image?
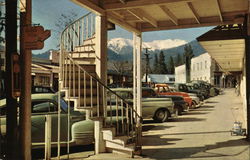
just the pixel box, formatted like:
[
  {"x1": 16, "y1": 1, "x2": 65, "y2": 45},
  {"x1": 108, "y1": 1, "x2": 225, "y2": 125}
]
[
  {"x1": 153, "y1": 54, "x2": 160, "y2": 73},
  {"x1": 183, "y1": 45, "x2": 194, "y2": 82},
  {"x1": 158, "y1": 51, "x2": 168, "y2": 74},
  {"x1": 168, "y1": 56, "x2": 175, "y2": 74},
  {"x1": 175, "y1": 53, "x2": 183, "y2": 66}
]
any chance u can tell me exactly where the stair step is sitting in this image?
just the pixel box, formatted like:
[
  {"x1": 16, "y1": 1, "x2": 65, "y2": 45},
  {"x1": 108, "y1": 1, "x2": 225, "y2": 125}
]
[
  {"x1": 62, "y1": 64, "x2": 96, "y2": 72},
  {"x1": 70, "y1": 52, "x2": 96, "y2": 59},
  {"x1": 64, "y1": 59, "x2": 95, "y2": 65},
  {"x1": 65, "y1": 80, "x2": 98, "y2": 88}
]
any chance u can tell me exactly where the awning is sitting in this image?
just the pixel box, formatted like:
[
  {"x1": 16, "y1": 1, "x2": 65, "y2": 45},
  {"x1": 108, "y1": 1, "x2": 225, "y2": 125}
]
[{"x1": 197, "y1": 25, "x2": 245, "y2": 72}]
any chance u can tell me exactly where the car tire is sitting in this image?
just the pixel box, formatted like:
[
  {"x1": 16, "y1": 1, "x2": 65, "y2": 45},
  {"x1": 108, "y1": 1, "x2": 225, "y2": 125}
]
[
  {"x1": 174, "y1": 106, "x2": 182, "y2": 116},
  {"x1": 153, "y1": 109, "x2": 169, "y2": 123},
  {"x1": 191, "y1": 101, "x2": 196, "y2": 109}
]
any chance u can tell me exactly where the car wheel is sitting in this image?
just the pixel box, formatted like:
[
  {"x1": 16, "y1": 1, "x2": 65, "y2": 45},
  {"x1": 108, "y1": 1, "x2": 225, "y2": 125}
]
[
  {"x1": 153, "y1": 109, "x2": 169, "y2": 123},
  {"x1": 191, "y1": 102, "x2": 196, "y2": 109},
  {"x1": 174, "y1": 106, "x2": 182, "y2": 116}
]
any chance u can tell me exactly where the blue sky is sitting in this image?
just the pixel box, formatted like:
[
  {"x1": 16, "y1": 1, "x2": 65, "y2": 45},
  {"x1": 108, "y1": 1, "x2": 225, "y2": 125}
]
[{"x1": 33, "y1": 0, "x2": 214, "y2": 54}]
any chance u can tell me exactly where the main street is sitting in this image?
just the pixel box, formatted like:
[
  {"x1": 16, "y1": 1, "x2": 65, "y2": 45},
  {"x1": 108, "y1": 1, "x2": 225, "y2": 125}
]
[{"x1": 142, "y1": 88, "x2": 249, "y2": 160}]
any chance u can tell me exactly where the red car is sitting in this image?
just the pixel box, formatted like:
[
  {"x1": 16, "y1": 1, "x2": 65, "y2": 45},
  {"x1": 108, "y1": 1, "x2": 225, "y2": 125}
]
[{"x1": 155, "y1": 84, "x2": 193, "y2": 108}]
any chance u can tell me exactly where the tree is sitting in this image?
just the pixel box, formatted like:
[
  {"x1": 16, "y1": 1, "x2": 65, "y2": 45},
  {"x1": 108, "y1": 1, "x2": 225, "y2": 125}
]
[
  {"x1": 54, "y1": 10, "x2": 78, "y2": 47},
  {"x1": 153, "y1": 53, "x2": 160, "y2": 73},
  {"x1": 168, "y1": 56, "x2": 175, "y2": 74},
  {"x1": 158, "y1": 51, "x2": 168, "y2": 74},
  {"x1": 183, "y1": 45, "x2": 194, "y2": 82},
  {"x1": 175, "y1": 53, "x2": 183, "y2": 66}
]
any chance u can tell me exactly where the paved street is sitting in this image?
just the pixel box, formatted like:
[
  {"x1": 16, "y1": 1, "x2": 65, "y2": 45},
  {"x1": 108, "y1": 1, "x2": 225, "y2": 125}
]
[
  {"x1": 59, "y1": 88, "x2": 250, "y2": 160},
  {"x1": 141, "y1": 88, "x2": 250, "y2": 160}
]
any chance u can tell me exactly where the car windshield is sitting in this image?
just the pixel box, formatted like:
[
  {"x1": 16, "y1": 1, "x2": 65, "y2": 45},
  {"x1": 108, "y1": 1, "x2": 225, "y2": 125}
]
[{"x1": 60, "y1": 99, "x2": 68, "y2": 112}]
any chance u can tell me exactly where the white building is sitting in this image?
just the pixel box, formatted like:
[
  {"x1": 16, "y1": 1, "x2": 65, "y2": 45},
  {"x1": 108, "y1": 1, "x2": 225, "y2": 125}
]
[
  {"x1": 175, "y1": 53, "x2": 222, "y2": 85},
  {"x1": 142, "y1": 74, "x2": 175, "y2": 84},
  {"x1": 175, "y1": 65, "x2": 186, "y2": 83}
]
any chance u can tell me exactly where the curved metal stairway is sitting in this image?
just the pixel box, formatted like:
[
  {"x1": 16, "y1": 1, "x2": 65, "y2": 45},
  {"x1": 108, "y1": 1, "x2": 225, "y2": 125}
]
[{"x1": 59, "y1": 13, "x2": 141, "y2": 156}]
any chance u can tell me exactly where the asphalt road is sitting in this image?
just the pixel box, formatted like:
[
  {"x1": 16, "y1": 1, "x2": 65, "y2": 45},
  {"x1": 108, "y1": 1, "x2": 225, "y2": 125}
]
[{"x1": 141, "y1": 88, "x2": 250, "y2": 160}]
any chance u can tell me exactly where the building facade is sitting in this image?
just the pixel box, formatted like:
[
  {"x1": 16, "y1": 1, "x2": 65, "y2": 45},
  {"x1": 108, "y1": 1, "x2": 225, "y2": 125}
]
[{"x1": 175, "y1": 53, "x2": 222, "y2": 86}]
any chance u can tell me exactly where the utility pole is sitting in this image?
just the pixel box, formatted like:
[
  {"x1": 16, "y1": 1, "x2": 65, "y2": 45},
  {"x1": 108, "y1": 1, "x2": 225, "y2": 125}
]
[
  {"x1": 5, "y1": 0, "x2": 18, "y2": 159},
  {"x1": 19, "y1": 0, "x2": 32, "y2": 159},
  {"x1": 144, "y1": 48, "x2": 151, "y2": 83}
]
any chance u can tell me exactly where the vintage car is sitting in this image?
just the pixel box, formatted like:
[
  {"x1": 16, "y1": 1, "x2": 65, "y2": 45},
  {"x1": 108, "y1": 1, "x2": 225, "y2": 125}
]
[
  {"x1": 111, "y1": 88, "x2": 175, "y2": 122},
  {"x1": 174, "y1": 83, "x2": 205, "y2": 101},
  {"x1": 0, "y1": 94, "x2": 94, "y2": 149},
  {"x1": 141, "y1": 87, "x2": 187, "y2": 115},
  {"x1": 154, "y1": 84, "x2": 194, "y2": 108}
]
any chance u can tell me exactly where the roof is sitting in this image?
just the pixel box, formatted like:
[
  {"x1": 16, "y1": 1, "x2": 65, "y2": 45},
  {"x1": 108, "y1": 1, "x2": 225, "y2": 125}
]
[
  {"x1": 72, "y1": 0, "x2": 247, "y2": 33},
  {"x1": 143, "y1": 74, "x2": 175, "y2": 83},
  {"x1": 197, "y1": 25, "x2": 245, "y2": 72}
]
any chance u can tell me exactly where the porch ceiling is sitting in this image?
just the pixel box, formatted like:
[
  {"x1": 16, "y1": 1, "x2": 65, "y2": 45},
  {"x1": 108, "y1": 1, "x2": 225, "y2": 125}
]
[
  {"x1": 197, "y1": 25, "x2": 245, "y2": 72},
  {"x1": 71, "y1": 0, "x2": 248, "y2": 33}
]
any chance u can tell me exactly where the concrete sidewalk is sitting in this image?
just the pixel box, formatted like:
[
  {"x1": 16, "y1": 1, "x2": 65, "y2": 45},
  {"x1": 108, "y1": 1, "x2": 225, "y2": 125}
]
[{"x1": 65, "y1": 89, "x2": 250, "y2": 160}]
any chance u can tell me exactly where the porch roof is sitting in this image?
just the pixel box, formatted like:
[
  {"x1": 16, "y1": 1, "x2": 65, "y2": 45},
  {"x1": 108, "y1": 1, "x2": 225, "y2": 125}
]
[
  {"x1": 197, "y1": 25, "x2": 245, "y2": 72},
  {"x1": 72, "y1": 0, "x2": 248, "y2": 33}
]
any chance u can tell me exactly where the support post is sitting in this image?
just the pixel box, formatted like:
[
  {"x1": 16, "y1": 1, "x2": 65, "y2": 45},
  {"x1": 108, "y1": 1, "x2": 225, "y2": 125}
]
[
  {"x1": 245, "y1": 13, "x2": 250, "y2": 141},
  {"x1": 5, "y1": 1, "x2": 18, "y2": 159},
  {"x1": 94, "y1": 15, "x2": 107, "y2": 154},
  {"x1": 19, "y1": 0, "x2": 32, "y2": 159},
  {"x1": 133, "y1": 32, "x2": 142, "y2": 152},
  {"x1": 94, "y1": 120, "x2": 106, "y2": 154}
]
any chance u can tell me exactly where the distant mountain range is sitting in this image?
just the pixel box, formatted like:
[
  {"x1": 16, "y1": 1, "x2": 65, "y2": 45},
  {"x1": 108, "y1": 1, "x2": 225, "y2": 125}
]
[{"x1": 33, "y1": 38, "x2": 206, "y2": 63}]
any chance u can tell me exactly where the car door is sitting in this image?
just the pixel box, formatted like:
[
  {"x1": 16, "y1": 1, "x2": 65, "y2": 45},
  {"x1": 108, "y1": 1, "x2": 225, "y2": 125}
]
[{"x1": 31, "y1": 100, "x2": 69, "y2": 144}]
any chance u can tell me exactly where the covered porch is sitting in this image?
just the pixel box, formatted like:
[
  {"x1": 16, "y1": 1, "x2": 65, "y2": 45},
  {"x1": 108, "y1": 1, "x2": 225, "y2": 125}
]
[{"x1": 63, "y1": 0, "x2": 250, "y2": 157}]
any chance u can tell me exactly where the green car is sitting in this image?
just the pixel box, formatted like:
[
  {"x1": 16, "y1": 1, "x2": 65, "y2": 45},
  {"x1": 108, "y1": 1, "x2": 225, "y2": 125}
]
[
  {"x1": 0, "y1": 94, "x2": 94, "y2": 149},
  {"x1": 110, "y1": 88, "x2": 175, "y2": 122}
]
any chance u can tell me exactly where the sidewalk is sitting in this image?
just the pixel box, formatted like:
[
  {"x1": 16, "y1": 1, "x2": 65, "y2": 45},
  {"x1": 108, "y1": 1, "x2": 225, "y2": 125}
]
[{"x1": 68, "y1": 89, "x2": 250, "y2": 160}]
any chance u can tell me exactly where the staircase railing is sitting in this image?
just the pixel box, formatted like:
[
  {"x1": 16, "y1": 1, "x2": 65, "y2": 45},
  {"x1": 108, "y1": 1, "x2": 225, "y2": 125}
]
[{"x1": 59, "y1": 12, "x2": 142, "y2": 149}]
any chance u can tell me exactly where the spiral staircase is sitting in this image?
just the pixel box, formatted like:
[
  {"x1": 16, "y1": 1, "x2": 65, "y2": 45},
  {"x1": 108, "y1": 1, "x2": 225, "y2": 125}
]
[{"x1": 59, "y1": 13, "x2": 141, "y2": 157}]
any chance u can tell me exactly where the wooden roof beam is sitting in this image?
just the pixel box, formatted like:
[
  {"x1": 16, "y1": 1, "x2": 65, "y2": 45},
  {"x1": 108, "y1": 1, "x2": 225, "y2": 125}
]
[
  {"x1": 187, "y1": 2, "x2": 200, "y2": 24},
  {"x1": 127, "y1": 8, "x2": 158, "y2": 27},
  {"x1": 215, "y1": 0, "x2": 223, "y2": 22},
  {"x1": 104, "y1": 0, "x2": 194, "y2": 11},
  {"x1": 71, "y1": 0, "x2": 105, "y2": 15},
  {"x1": 158, "y1": 5, "x2": 178, "y2": 25},
  {"x1": 107, "y1": 13, "x2": 141, "y2": 34},
  {"x1": 119, "y1": 0, "x2": 126, "y2": 4}
]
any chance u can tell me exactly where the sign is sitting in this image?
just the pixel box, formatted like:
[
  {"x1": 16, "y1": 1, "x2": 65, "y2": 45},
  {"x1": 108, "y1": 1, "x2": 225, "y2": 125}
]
[
  {"x1": 24, "y1": 26, "x2": 51, "y2": 50},
  {"x1": 12, "y1": 53, "x2": 21, "y2": 98}
]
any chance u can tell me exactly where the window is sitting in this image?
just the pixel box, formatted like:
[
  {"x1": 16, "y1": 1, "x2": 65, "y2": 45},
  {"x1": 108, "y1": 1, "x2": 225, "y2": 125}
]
[
  {"x1": 200, "y1": 62, "x2": 202, "y2": 70},
  {"x1": 193, "y1": 64, "x2": 195, "y2": 71},
  {"x1": 197, "y1": 63, "x2": 199, "y2": 70},
  {"x1": 32, "y1": 101, "x2": 57, "y2": 113},
  {"x1": 205, "y1": 61, "x2": 207, "y2": 69}
]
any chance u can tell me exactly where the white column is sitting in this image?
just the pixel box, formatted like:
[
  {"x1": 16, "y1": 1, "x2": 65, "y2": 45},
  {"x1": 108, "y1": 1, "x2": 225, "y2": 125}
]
[
  {"x1": 94, "y1": 15, "x2": 107, "y2": 154},
  {"x1": 95, "y1": 15, "x2": 107, "y2": 84},
  {"x1": 133, "y1": 33, "x2": 142, "y2": 117},
  {"x1": 133, "y1": 32, "x2": 142, "y2": 152}
]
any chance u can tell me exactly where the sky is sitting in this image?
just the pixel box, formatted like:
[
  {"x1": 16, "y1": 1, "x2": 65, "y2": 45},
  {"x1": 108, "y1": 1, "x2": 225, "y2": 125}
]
[{"x1": 32, "y1": 0, "x2": 214, "y2": 54}]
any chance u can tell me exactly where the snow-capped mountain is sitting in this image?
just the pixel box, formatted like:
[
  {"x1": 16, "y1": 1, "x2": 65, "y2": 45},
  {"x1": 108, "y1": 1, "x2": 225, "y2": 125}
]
[{"x1": 107, "y1": 38, "x2": 188, "y2": 54}]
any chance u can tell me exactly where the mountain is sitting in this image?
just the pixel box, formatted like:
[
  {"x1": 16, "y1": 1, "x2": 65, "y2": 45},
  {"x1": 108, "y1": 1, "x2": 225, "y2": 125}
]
[
  {"x1": 108, "y1": 38, "x2": 187, "y2": 55},
  {"x1": 32, "y1": 38, "x2": 206, "y2": 63},
  {"x1": 107, "y1": 38, "x2": 206, "y2": 62},
  {"x1": 32, "y1": 50, "x2": 51, "y2": 59}
]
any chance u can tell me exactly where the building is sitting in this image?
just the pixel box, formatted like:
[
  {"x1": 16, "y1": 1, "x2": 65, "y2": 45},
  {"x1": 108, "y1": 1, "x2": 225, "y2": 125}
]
[
  {"x1": 175, "y1": 65, "x2": 186, "y2": 83},
  {"x1": 142, "y1": 74, "x2": 175, "y2": 84},
  {"x1": 175, "y1": 53, "x2": 222, "y2": 86}
]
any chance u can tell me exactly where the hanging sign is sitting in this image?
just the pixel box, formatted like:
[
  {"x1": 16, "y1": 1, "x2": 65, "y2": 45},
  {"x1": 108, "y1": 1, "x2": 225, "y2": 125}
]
[{"x1": 24, "y1": 26, "x2": 51, "y2": 50}]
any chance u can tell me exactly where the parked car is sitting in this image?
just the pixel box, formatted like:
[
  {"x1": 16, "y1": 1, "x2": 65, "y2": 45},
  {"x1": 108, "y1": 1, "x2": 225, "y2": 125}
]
[
  {"x1": 174, "y1": 83, "x2": 205, "y2": 101},
  {"x1": 32, "y1": 86, "x2": 56, "y2": 94},
  {"x1": 141, "y1": 87, "x2": 187, "y2": 115},
  {"x1": 0, "y1": 93, "x2": 94, "y2": 149},
  {"x1": 111, "y1": 88, "x2": 175, "y2": 122},
  {"x1": 154, "y1": 84, "x2": 193, "y2": 108}
]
